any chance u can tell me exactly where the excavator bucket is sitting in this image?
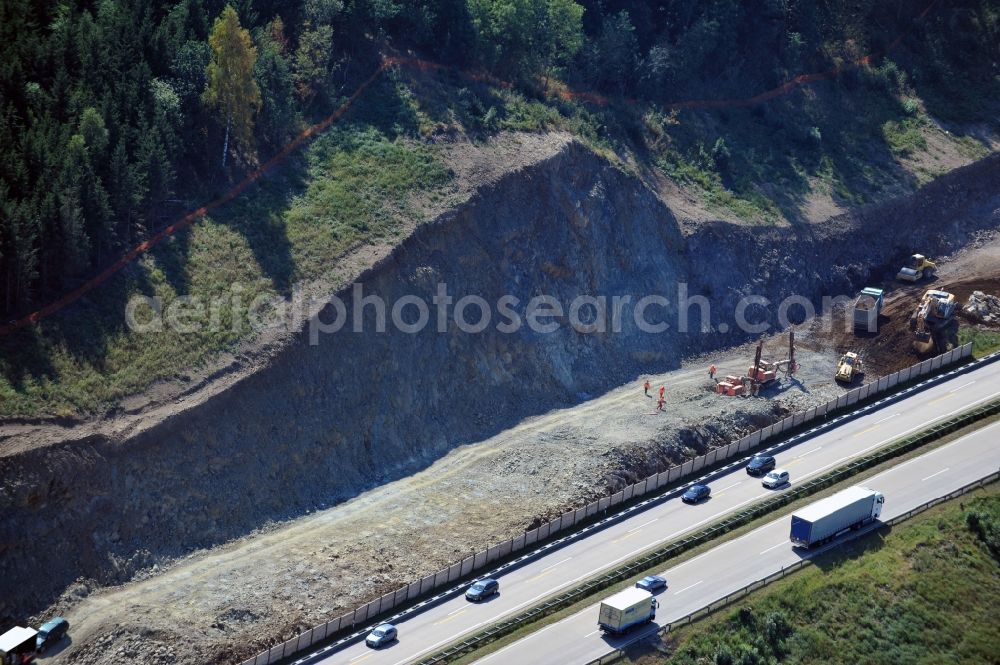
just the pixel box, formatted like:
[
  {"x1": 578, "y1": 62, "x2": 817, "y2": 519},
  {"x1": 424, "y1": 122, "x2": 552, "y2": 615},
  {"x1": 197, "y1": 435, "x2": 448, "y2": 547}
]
[{"x1": 913, "y1": 332, "x2": 935, "y2": 354}]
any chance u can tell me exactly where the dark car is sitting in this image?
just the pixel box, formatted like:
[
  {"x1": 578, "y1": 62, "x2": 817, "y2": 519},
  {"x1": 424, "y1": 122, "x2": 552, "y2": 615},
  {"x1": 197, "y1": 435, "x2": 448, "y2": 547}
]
[
  {"x1": 465, "y1": 578, "x2": 499, "y2": 601},
  {"x1": 635, "y1": 575, "x2": 668, "y2": 593},
  {"x1": 36, "y1": 617, "x2": 69, "y2": 653},
  {"x1": 682, "y1": 484, "x2": 711, "y2": 503},
  {"x1": 365, "y1": 623, "x2": 397, "y2": 648},
  {"x1": 746, "y1": 454, "x2": 776, "y2": 476}
]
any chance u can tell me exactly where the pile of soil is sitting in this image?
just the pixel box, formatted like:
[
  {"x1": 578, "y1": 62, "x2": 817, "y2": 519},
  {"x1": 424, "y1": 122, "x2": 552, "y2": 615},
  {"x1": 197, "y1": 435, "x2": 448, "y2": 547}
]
[{"x1": 821, "y1": 240, "x2": 1000, "y2": 377}]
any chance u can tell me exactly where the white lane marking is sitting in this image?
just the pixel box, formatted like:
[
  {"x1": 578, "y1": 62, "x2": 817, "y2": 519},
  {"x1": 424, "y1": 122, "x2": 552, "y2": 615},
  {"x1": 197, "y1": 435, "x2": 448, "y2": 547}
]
[
  {"x1": 584, "y1": 629, "x2": 600, "y2": 637},
  {"x1": 867, "y1": 421, "x2": 1000, "y2": 484},
  {"x1": 388, "y1": 404, "x2": 997, "y2": 664},
  {"x1": 675, "y1": 580, "x2": 703, "y2": 594},
  {"x1": 590, "y1": 494, "x2": 770, "y2": 581},
  {"x1": 795, "y1": 446, "x2": 822, "y2": 458},
  {"x1": 475, "y1": 420, "x2": 1000, "y2": 664},
  {"x1": 717, "y1": 481, "x2": 742, "y2": 492},
  {"x1": 628, "y1": 518, "x2": 659, "y2": 533},
  {"x1": 944, "y1": 390, "x2": 1000, "y2": 416},
  {"x1": 541, "y1": 557, "x2": 572, "y2": 572},
  {"x1": 472, "y1": 417, "x2": 999, "y2": 663},
  {"x1": 759, "y1": 541, "x2": 788, "y2": 555},
  {"x1": 950, "y1": 380, "x2": 976, "y2": 393},
  {"x1": 395, "y1": 572, "x2": 596, "y2": 665},
  {"x1": 379, "y1": 389, "x2": 1000, "y2": 665},
  {"x1": 800, "y1": 394, "x2": 1000, "y2": 485},
  {"x1": 474, "y1": 616, "x2": 573, "y2": 664},
  {"x1": 921, "y1": 468, "x2": 950, "y2": 482},
  {"x1": 434, "y1": 607, "x2": 469, "y2": 625},
  {"x1": 796, "y1": 439, "x2": 890, "y2": 482},
  {"x1": 875, "y1": 413, "x2": 900, "y2": 424}
]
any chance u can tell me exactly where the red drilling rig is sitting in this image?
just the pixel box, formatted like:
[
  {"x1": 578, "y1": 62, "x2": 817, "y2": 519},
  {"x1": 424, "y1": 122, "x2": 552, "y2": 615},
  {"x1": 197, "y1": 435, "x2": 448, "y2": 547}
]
[{"x1": 717, "y1": 331, "x2": 797, "y2": 397}]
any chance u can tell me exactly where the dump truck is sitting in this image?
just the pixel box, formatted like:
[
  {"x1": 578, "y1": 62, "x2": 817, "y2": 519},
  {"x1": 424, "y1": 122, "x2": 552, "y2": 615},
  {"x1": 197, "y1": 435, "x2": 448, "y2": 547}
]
[
  {"x1": 789, "y1": 486, "x2": 884, "y2": 548},
  {"x1": 909, "y1": 289, "x2": 958, "y2": 354},
  {"x1": 597, "y1": 587, "x2": 658, "y2": 635},
  {"x1": 896, "y1": 254, "x2": 936, "y2": 282},
  {"x1": 835, "y1": 352, "x2": 863, "y2": 384},
  {"x1": 853, "y1": 287, "x2": 884, "y2": 333},
  {"x1": 0, "y1": 626, "x2": 37, "y2": 665}
]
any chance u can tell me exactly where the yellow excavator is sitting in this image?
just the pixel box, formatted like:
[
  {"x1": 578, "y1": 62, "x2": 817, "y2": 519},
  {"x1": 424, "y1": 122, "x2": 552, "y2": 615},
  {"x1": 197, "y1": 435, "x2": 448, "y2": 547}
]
[
  {"x1": 909, "y1": 289, "x2": 958, "y2": 354},
  {"x1": 835, "y1": 352, "x2": 863, "y2": 384},
  {"x1": 896, "y1": 254, "x2": 937, "y2": 282}
]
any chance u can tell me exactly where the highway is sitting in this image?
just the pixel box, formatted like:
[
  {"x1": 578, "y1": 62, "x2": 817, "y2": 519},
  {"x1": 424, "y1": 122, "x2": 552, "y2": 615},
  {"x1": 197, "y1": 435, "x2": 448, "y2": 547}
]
[
  {"x1": 313, "y1": 362, "x2": 1000, "y2": 665},
  {"x1": 482, "y1": 418, "x2": 1000, "y2": 665}
]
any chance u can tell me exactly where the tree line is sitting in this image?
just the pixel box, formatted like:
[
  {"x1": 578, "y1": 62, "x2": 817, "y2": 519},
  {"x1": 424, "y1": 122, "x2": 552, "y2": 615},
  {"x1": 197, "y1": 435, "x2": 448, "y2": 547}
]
[{"x1": 1, "y1": 0, "x2": 996, "y2": 316}]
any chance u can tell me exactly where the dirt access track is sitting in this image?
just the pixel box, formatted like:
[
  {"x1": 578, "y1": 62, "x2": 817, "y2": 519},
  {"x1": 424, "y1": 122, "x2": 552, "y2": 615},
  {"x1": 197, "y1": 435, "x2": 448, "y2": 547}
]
[
  {"x1": 37, "y1": 242, "x2": 1000, "y2": 665},
  {"x1": 2, "y1": 138, "x2": 999, "y2": 664}
]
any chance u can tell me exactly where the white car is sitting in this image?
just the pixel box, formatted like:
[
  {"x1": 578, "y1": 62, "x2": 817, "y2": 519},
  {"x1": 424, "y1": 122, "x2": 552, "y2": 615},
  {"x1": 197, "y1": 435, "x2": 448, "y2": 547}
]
[{"x1": 762, "y1": 469, "x2": 790, "y2": 489}]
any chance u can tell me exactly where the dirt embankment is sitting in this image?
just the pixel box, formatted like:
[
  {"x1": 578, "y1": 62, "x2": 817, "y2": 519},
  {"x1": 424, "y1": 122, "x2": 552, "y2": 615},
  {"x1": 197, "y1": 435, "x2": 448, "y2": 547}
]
[{"x1": 1, "y1": 142, "x2": 999, "y2": 663}]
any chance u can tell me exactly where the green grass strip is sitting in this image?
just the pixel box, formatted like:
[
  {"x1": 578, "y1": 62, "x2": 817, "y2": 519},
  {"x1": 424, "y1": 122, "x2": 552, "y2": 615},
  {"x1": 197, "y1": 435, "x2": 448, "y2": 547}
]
[{"x1": 417, "y1": 398, "x2": 1000, "y2": 664}]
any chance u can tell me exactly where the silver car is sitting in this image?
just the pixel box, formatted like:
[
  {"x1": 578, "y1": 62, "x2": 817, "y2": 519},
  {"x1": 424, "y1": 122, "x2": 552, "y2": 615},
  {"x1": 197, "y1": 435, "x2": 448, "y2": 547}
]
[{"x1": 365, "y1": 623, "x2": 397, "y2": 648}]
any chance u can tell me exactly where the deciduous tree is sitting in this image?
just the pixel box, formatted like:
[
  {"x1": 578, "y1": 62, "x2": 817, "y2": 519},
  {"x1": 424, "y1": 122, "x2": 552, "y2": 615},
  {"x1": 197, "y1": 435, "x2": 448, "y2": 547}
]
[{"x1": 203, "y1": 5, "x2": 260, "y2": 168}]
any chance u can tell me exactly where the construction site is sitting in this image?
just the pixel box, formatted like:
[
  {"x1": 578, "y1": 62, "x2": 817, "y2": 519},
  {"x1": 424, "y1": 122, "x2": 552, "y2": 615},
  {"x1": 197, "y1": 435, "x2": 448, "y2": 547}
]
[
  {"x1": 3, "y1": 0, "x2": 1000, "y2": 660},
  {"x1": 0, "y1": 129, "x2": 998, "y2": 664}
]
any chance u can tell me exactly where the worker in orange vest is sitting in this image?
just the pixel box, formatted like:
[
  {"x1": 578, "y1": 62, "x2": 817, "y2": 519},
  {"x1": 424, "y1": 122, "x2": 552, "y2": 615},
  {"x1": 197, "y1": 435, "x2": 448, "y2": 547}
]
[
  {"x1": 709, "y1": 364, "x2": 717, "y2": 380},
  {"x1": 658, "y1": 385, "x2": 665, "y2": 400},
  {"x1": 643, "y1": 379, "x2": 651, "y2": 396}
]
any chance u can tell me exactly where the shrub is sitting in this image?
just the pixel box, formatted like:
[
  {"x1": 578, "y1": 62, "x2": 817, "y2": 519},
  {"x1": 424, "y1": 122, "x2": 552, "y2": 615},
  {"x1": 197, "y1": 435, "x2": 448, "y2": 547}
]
[
  {"x1": 711, "y1": 137, "x2": 731, "y2": 171},
  {"x1": 966, "y1": 500, "x2": 1000, "y2": 560}
]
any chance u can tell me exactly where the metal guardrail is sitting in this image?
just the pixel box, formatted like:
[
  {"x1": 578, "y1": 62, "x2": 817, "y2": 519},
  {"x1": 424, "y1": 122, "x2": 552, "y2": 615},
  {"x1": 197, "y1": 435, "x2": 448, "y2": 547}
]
[
  {"x1": 584, "y1": 469, "x2": 1000, "y2": 665},
  {"x1": 412, "y1": 396, "x2": 1000, "y2": 665},
  {"x1": 242, "y1": 343, "x2": 993, "y2": 665}
]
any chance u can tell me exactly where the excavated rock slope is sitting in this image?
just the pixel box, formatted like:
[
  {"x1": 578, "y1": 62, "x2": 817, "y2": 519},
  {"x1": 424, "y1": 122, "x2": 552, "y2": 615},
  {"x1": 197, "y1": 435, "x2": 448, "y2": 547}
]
[{"x1": 1, "y1": 141, "x2": 998, "y2": 626}]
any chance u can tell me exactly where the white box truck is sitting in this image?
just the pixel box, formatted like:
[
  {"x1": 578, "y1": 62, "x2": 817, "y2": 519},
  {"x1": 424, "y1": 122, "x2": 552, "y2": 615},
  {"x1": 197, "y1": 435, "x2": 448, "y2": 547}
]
[
  {"x1": 0, "y1": 626, "x2": 37, "y2": 665},
  {"x1": 789, "y1": 486, "x2": 884, "y2": 548},
  {"x1": 597, "y1": 587, "x2": 658, "y2": 635}
]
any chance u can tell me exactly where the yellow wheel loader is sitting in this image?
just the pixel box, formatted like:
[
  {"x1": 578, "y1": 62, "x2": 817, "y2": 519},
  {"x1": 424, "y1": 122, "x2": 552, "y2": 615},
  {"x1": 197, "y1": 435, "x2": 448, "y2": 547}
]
[{"x1": 835, "y1": 352, "x2": 863, "y2": 384}]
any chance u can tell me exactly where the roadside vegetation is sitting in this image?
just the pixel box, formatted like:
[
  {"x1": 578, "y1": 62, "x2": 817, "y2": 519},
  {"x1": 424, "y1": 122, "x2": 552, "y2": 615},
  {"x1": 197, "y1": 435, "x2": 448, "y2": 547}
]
[
  {"x1": 445, "y1": 409, "x2": 1000, "y2": 665},
  {"x1": 1, "y1": 0, "x2": 998, "y2": 416},
  {"x1": 959, "y1": 327, "x2": 1000, "y2": 358},
  {"x1": 622, "y1": 485, "x2": 1000, "y2": 665}
]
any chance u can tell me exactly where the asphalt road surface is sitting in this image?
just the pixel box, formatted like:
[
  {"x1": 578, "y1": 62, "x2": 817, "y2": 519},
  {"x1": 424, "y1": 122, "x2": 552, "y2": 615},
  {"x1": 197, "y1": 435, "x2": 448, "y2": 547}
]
[
  {"x1": 314, "y1": 363, "x2": 1000, "y2": 665},
  {"x1": 482, "y1": 419, "x2": 1000, "y2": 665}
]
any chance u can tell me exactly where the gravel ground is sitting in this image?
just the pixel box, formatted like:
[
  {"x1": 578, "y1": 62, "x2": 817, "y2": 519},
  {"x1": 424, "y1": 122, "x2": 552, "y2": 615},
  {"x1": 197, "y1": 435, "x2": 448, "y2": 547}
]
[
  {"x1": 39, "y1": 337, "x2": 846, "y2": 665},
  {"x1": 17, "y1": 148, "x2": 1000, "y2": 665},
  {"x1": 39, "y1": 235, "x2": 1000, "y2": 665}
]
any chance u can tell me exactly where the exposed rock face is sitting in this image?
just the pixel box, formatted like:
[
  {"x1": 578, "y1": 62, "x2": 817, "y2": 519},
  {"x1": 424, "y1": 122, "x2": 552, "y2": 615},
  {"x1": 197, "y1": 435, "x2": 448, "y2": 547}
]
[{"x1": 1, "y1": 142, "x2": 998, "y2": 626}]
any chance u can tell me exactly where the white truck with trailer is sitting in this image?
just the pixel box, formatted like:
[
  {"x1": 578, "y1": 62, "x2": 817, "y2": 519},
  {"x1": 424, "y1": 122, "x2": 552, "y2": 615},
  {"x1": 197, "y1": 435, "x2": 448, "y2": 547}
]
[
  {"x1": 789, "y1": 486, "x2": 884, "y2": 548},
  {"x1": 597, "y1": 587, "x2": 658, "y2": 635}
]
